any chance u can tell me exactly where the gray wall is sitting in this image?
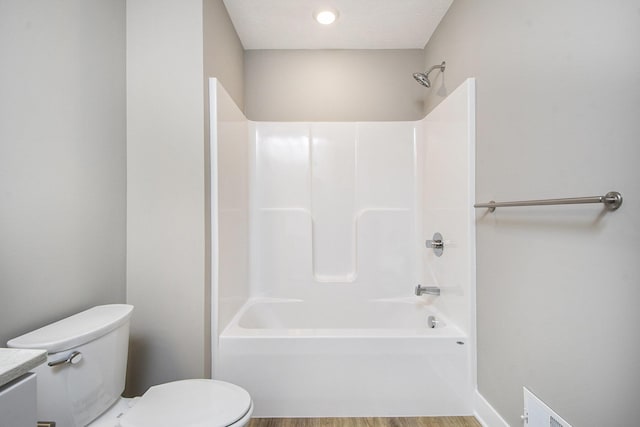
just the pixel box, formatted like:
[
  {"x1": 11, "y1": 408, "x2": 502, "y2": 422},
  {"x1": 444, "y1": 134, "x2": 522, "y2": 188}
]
[
  {"x1": 244, "y1": 49, "x2": 425, "y2": 121},
  {"x1": 0, "y1": 1, "x2": 126, "y2": 347},
  {"x1": 203, "y1": 0, "x2": 246, "y2": 379},
  {"x1": 204, "y1": 0, "x2": 245, "y2": 111},
  {"x1": 126, "y1": 0, "x2": 205, "y2": 395},
  {"x1": 126, "y1": 0, "x2": 244, "y2": 395},
  {"x1": 422, "y1": 1, "x2": 640, "y2": 426}
]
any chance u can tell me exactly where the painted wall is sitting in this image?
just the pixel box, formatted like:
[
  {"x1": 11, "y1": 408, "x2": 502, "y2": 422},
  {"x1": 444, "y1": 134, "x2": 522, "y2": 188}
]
[
  {"x1": 244, "y1": 49, "x2": 425, "y2": 121},
  {"x1": 0, "y1": 0, "x2": 126, "y2": 347},
  {"x1": 126, "y1": 0, "x2": 206, "y2": 395},
  {"x1": 204, "y1": 0, "x2": 245, "y2": 111},
  {"x1": 126, "y1": 0, "x2": 245, "y2": 394},
  {"x1": 203, "y1": 0, "x2": 246, "y2": 381},
  {"x1": 422, "y1": 1, "x2": 640, "y2": 426}
]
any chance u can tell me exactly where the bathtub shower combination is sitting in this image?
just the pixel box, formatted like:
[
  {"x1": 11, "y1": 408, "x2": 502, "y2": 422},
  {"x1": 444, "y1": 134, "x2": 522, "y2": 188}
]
[{"x1": 209, "y1": 79, "x2": 476, "y2": 417}]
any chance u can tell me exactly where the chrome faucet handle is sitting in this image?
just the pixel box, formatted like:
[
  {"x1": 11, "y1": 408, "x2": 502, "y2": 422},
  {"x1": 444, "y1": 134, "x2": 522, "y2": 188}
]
[
  {"x1": 425, "y1": 239, "x2": 443, "y2": 249},
  {"x1": 425, "y1": 232, "x2": 444, "y2": 257}
]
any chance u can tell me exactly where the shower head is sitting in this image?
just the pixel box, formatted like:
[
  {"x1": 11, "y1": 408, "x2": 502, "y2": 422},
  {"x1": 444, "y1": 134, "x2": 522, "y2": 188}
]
[
  {"x1": 413, "y1": 61, "x2": 446, "y2": 88},
  {"x1": 413, "y1": 72, "x2": 432, "y2": 87}
]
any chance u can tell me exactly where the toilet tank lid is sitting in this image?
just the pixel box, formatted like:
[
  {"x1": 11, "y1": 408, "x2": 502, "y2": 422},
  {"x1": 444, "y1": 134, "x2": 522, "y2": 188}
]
[{"x1": 7, "y1": 304, "x2": 134, "y2": 353}]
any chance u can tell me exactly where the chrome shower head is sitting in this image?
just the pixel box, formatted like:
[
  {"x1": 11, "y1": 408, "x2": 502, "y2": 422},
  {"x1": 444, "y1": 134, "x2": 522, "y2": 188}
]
[
  {"x1": 413, "y1": 61, "x2": 446, "y2": 88},
  {"x1": 413, "y1": 72, "x2": 431, "y2": 87}
]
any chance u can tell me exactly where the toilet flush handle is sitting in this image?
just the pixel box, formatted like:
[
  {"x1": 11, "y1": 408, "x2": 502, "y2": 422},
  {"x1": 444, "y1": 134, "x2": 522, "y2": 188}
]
[{"x1": 48, "y1": 351, "x2": 83, "y2": 367}]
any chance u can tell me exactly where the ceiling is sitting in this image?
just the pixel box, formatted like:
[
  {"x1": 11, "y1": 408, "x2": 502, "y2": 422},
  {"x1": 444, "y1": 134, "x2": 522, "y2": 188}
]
[{"x1": 222, "y1": 0, "x2": 453, "y2": 50}]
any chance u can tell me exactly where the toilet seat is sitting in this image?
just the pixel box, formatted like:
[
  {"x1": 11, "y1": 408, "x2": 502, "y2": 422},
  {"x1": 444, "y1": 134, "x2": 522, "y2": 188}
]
[{"x1": 119, "y1": 379, "x2": 253, "y2": 427}]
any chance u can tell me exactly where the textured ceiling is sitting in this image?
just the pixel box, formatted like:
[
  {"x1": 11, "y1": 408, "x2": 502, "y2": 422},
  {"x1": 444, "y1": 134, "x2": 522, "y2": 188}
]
[{"x1": 223, "y1": 0, "x2": 453, "y2": 50}]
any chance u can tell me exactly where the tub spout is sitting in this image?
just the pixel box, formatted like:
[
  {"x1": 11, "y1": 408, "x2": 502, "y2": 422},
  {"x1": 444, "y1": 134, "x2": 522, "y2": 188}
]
[{"x1": 415, "y1": 284, "x2": 440, "y2": 296}]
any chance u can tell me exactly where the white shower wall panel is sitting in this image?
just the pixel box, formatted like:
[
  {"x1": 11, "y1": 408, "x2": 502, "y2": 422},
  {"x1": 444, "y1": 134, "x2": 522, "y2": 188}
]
[
  {"x1": 253, "y1": 123, "x2": 311, "y2": 209},
  {"x1": 355, "y1": 209, "x2": 414, "y2": 292},
  {"x1": 250, "y1": 122, "x2": 420, "y2": 299},
  {"x1": 356, "y1": 123, "x2": 417, "y2": 208},
  {"x1": 311, "y1": 124, "x2": 357, "y2": 281},
  {"x1": 210, "y1": 79, "x2": 250, "y2": 336},
  {"x1": 256, "y1": 209, "x2": 313, "y2": 294},
  {"x1": 420, "y1": 79, "x2": 476, "y2": 336}
]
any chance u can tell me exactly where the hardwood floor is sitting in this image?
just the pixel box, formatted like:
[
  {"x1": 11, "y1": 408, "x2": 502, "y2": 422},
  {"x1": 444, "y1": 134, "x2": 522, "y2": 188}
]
[{"x1": 248, "y1": 417, "x2": 482, "y2": 427}]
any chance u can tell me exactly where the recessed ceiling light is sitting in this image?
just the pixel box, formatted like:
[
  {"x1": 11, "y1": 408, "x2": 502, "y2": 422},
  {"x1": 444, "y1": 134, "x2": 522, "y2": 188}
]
[{"x1": 314, "y1": 8, "x2": 338, "y2": 25}]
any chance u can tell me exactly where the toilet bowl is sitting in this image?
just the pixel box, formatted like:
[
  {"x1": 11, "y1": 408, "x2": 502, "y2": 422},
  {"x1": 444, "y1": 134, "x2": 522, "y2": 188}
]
[
  {"x1": 7, "y1": 304, "x2": 253, "y2": 427},
  {"x1": 86, "y1": 380, "x2": 253, "y2": 427}
]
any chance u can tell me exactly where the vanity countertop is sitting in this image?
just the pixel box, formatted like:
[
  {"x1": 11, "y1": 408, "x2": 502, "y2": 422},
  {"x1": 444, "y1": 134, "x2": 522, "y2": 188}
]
[{"x1": 0, "y1": 348, "x2": 47, "y2": 388}]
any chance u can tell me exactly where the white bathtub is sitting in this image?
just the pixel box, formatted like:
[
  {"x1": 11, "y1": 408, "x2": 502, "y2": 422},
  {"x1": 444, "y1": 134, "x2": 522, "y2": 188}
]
[{"x1": 217, "y1": 298, "x2": 473, "y2": 417}]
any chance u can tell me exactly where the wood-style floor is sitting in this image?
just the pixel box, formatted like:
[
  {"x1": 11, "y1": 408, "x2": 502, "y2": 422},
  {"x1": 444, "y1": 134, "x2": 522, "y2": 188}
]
[{"x1": 248, "y1": 417, "x2": 482, "y2": 427}]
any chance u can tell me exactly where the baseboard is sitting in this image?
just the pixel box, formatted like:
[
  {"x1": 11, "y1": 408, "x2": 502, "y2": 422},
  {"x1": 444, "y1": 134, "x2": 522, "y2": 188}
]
[{"x1": 473, "y1": 389, "x2": 510, "y2": 427}]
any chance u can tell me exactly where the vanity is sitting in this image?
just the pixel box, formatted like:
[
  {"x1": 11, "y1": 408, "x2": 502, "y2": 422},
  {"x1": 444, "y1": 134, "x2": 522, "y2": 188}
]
[{"x1": 0, "y1": 348, "x2": 47, "y2": 427}]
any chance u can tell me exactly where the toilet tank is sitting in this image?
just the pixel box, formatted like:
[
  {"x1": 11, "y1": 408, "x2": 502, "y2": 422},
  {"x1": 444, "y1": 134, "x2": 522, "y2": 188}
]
[{"x1": 7, "y1": 304, "x2": 134, "y2": 427}]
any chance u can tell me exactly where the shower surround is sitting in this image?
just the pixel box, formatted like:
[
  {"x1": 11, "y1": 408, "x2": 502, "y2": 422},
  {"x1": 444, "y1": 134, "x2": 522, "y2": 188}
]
[{"x1": 209, "y1": 79, "x2": 476, "y2": 416}]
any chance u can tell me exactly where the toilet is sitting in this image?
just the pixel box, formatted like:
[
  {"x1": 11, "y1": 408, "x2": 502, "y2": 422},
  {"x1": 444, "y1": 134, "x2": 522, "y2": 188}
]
[{"x1": 7, "y1": 304, "x2": 253, "y2": 427}]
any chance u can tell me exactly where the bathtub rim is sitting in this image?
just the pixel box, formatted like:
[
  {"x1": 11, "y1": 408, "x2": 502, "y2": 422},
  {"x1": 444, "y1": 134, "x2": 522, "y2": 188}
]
[{"x1": 220, "y1": 297, "x2": 468, "y2": 339}]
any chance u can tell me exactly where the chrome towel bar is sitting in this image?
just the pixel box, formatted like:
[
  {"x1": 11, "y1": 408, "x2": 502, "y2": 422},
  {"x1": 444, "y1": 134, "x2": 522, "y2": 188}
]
[{"x1": 474, "y1": 191, "x2": 623, "y2": 212}]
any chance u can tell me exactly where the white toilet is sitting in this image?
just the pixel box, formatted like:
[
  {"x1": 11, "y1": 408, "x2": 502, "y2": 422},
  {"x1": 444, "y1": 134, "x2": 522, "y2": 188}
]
[{"x1": 7, "y1": 304, "x2": 253, "y2": 427}]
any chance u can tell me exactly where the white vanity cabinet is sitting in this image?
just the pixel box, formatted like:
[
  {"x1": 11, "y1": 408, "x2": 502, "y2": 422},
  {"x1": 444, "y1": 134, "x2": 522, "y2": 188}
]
[
  {"x1": 0, "y1": 348, "x2": 47, "y2": 427},
  {"x1": 0, "y1": 372, "x2": 37, "y2": 427}
]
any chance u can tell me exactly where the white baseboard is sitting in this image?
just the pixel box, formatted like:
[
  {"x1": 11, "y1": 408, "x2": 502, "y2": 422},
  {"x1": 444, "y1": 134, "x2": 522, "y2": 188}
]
[{"x1": 474, "y1": 389, "x2": 510, "y2": 427}]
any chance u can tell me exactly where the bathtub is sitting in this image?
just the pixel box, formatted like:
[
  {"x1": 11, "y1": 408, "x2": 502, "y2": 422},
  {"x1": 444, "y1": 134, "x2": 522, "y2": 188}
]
[{"x1": 217, "y1": 298, "x2": 473, "y2": 417}]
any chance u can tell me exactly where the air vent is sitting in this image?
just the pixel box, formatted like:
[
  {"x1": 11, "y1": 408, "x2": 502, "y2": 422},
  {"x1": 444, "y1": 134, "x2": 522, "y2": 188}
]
[
  {"x1": 549, "y1": 416, "x2": 564, "y2": 427},
  {"x1": 523, "y1": 387, "x2": 573, "y2": 427}
]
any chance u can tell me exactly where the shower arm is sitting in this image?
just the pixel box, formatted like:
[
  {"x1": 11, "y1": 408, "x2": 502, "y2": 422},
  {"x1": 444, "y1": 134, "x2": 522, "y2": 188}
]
[{"x1": 423, "y1": 62, "x2": 446, "y2": 77}]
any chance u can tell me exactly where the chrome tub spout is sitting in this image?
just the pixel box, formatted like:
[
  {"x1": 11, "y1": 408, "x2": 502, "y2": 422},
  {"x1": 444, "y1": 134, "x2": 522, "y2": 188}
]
[{"x1": 415, "y1": 284, "x2": 440, "y2": 296}]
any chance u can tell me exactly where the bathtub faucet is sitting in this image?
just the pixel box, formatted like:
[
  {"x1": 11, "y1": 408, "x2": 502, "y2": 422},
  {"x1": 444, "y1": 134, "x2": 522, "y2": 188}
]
[{"x1": 415, "y1": 284, "x2": 440, "y2": 296}]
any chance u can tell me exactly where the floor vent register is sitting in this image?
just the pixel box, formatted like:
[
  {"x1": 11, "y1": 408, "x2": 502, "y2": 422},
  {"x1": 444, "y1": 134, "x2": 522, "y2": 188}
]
[{"x1": 523, "y1": 387, "x2": 573, "y2": 427}]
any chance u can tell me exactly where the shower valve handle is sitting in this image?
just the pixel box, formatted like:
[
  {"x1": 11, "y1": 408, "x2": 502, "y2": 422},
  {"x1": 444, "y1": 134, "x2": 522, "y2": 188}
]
[
  {"x1": 425, "y1": 232, "x2": 444, "y2": 256},
  {"x1": 426, "y1": 239, "x2": 443, "y2": 249}
]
